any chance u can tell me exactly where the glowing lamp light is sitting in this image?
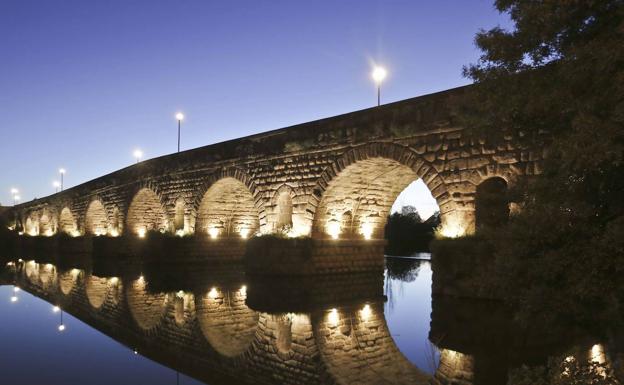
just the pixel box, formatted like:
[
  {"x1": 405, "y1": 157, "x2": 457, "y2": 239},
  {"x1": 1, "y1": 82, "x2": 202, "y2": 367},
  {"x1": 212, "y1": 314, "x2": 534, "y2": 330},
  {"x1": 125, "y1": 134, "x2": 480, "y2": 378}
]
[
  {"x1": 360, "y1": 222, "x2": 374, "y2": 240},
  {"x1": 208, "y1": 287, "x2": 218, "y2": 299},
  {"x1": 175, "y1": 112, "x2": 184, "y2": 121},
  {"x1": 6, "y1": 262, "x2": 14, "y2": 267},
  {"x1": 109, "y1": 229, "x2": 119, "y2": 237},
  {"x1": 53, "y1": 306, "x2": 60, "y2": 313},
  {"x1": 110, "y1": 277, "x2": 119, "y2": 285},
  {"x1": 176, "y1": 290, "x2": 185, "y2": 298},
  {"x1": 70, "y1": 230, "x2": 80, "y2": 237},
  {"x1": 372, "y1": 66, "x2": 387, "y2": 84},
  {"x1": 239, "y1": 228, "x2": 250, "y2": 239},
  {"x1": 58, "y1": 324, "x2": 65, "y2": 332},
  {"x1": 44, "y1": 229, "x2": 54, "y2": 237},
  {"x1": 328, "y1": 308, "x2": 339, "y2": 327},
  {"x1": 208, "y1": 227, "x2": 219, "y2": 239},
  {"x1": 360, "y1": 304, "x2": 372, "y2": 321},
  {"x1": 327, "y1": 222, "x2": 341, "y2": 240},
  {"x1": 137, "y1": 228, "x2": 146, "y2": 238},
  {"x1": 240, "y1": 285, "x2": 247, "y2": 296},
  {"x1": 591, "y1": 344, "x2": 606, "y2": 364},
  {"x1": 175, "y1": 229, "x2": 185, "y2": 237}
]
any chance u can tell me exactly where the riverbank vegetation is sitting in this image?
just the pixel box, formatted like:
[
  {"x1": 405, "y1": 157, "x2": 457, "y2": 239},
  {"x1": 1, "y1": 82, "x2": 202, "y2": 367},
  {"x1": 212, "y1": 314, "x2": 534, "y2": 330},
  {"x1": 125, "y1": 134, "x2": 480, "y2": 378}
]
[
  {"x1": 464, "y1": 0, "x2": 624, "y2": 333},
  {"x1": 384, "y1": 206, "x2": 439, "y2": 255}
]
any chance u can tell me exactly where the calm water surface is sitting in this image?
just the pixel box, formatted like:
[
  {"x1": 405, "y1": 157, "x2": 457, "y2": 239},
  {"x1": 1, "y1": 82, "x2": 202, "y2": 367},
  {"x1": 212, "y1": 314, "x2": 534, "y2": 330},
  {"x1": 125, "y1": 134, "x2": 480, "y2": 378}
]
[{"x1": 0, "y1": 256, "x2": 433, "y2": 385}]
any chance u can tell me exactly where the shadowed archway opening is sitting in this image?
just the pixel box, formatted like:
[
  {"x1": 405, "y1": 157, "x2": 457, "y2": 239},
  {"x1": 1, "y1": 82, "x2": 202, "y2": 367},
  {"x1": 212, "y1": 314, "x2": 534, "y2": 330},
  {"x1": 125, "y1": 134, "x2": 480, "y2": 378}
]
[
  {"x1": 85, "y1": 200, "x2": 108, "y2": 235},
  {"x1": 59, "y1": 207, "x2": 77, "y2": 235},
  {"x1": 196, "y1": 178, "x2": 259, "y2": 238},
  {"x1": 126, "y1": 188, "x2": 168, "y2": 236},
  {"x1": 313, "y1": 157, "x2": 441, "y2": 240},
  {"x1": 475, "y1": 177, "x2": 509, "y2": 230}
]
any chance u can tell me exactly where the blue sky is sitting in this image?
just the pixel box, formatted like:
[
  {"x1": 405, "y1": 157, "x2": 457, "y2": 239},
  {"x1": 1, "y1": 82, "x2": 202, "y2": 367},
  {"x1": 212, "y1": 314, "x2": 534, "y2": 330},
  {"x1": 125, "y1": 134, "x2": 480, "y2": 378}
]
[{"x1": 1, "y1": 0, "x2": 511, "y2": 212}]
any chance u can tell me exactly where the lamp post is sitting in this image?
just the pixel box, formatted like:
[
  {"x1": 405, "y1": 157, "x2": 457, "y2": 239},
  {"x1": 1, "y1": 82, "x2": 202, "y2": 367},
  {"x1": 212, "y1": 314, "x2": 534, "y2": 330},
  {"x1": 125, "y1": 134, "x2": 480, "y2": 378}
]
[
  {"x1": 133, "y1": 149, "x2": 143, "y2": 164},
  {"x1": 10, "y1": 188, "x2": 18, "y2": 205},
  {"x1": 59, "y1": 169, "x2": 66, "y2": 191},
  {"x1": 176, "y1": 112, "x2": 184, "y2": 153},
  {"x1": 371, "y1": 66, "x2": 387, "y2": 106},
  {"x1": 53, "y1": 181, "x2": 60, "y2": 193}
]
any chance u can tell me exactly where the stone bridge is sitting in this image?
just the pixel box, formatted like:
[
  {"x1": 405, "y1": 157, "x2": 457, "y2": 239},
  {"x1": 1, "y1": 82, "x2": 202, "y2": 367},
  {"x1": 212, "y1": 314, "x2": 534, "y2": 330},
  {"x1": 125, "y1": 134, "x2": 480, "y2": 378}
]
[{"x1": 7, "y1": 86, "x2": 543, "y2": 241}]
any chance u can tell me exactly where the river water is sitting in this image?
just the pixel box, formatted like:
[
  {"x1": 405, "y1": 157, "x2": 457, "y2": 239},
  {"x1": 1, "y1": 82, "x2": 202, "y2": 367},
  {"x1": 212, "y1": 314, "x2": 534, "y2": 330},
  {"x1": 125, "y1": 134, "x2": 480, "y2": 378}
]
[{"x1": 0, "y1": 255, "x2": 619, "y2": 385}]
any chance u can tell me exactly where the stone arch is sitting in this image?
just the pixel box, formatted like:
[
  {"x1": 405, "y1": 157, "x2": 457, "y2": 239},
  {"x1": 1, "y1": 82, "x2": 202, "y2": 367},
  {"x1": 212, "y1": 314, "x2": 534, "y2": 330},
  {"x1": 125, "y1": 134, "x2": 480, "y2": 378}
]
[
  {"x1": 195, "y1": 287, "x2": 259, "y2": 357},
  {"x1": 173, "y1": 198, "x2": 185, "y2": 231},
  {"x1": 126, "y1": 187, "x2": 169, "y2": 236},
  {"x1": 310, "y1": 143, "x2": 449, "y2": 239},
  {"x1": 59, "y1": 207, "x2": 77, "y2": 235},
  {"x1": 85, "y1": 199, "x2": 109, "y2": 235},
  {"x1": 39, "y1": 207, "x2": 56, "y2": 235},
  {"x1": 195, "y1": 170, "x2": 261, "y2": 238},
  {"x1": 475, "y1": 177, "x2": 509, "y2": 230},
  {"x1": 272, "y1": 185, "x2": 295, "y2": 233},
  {"x1": 126, "y1": 278, "x2": 168, "y2": 331},
  {"x1": 25, "y1": 214, "x2": 38, "y2": 235}
]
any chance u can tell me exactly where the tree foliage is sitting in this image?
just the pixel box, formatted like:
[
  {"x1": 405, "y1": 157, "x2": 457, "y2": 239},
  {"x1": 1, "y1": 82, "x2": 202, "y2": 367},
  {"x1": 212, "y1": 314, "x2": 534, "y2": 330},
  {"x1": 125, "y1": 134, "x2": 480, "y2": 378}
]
[{"x1": 464, "y1": 0, "x2": 624, "y2": 328}]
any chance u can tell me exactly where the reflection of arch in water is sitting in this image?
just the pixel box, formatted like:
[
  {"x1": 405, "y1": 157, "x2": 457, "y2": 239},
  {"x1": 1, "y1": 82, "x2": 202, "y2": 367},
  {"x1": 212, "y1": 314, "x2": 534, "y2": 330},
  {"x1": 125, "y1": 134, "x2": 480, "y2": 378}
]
[
  {"x1": 59, "y1": 269, "x2": 81, "y2": 295},
  {"x1": 313, "y1": 303, "x2": 429, "y2": 384},
  {"x1": 195, "y1": 286, "x2": 259, "y2": 357},
  {"x1": 172, "y1": 290, "x2": 195, "y2": 326},
  {"x1": 433, "y1": 349, "x2": 474, "y2": 384},
  {"x1": 126, "y1": 278, "x2": 168, "y2": 330},
  {"x1": 85, "y1": 275, "x2": 122, "y2": 309}
]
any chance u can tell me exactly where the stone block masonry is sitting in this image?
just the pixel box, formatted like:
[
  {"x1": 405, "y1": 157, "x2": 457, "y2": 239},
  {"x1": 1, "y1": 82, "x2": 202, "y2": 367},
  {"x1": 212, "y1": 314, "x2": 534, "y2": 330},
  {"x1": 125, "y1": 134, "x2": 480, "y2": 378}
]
[{"x1": 8, "y1": 85, "x2": 544, "y2": 245}]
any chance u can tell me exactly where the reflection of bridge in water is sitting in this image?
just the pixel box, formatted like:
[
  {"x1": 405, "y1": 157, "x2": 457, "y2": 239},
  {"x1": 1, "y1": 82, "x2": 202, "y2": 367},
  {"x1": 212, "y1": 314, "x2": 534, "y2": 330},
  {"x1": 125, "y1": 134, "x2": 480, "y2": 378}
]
[
  {"x1": 2, "y1": 255, "x2": 428, "y2": 385},
  {"x1": 1, "y1": 249, "x2": 619, "y2": 385}
]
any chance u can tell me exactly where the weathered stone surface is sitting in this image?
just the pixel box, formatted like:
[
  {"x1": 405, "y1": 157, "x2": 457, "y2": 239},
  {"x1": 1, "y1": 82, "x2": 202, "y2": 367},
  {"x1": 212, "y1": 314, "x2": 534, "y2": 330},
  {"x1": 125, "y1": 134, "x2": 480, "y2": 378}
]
[{"x1": 8, "y1": 86, "x2": 544, "y2": 241}]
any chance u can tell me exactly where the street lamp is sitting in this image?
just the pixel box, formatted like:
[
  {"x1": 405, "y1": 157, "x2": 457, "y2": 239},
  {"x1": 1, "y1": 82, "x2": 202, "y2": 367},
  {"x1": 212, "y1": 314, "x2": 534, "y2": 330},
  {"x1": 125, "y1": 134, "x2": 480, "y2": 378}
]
[
  {"x1": 133, "y1": 149, "x2": 143, "y2": 164},
  {"x1": 176, "y1": 112, "x2": 184, "y2": 153},
  {"x1": 59, "y1": 168, "x2": 66, "y2": 191},
  {"x1": 10, "y1": 188, "x2": 18, "y2": 205},
  {"x1": 371, "y1": 66, "x2": 387, "y2": 106},
  {"x1": 53, "y1": 181, "x2": 60, "y2": 193}
]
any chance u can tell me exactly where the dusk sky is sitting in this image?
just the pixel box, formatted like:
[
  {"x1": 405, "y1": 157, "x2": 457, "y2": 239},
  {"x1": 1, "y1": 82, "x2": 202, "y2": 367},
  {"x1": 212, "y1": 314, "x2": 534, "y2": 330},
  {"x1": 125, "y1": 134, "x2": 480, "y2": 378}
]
[{"x1": 1, "y1": 0, "x2": 511, "y2": 211}]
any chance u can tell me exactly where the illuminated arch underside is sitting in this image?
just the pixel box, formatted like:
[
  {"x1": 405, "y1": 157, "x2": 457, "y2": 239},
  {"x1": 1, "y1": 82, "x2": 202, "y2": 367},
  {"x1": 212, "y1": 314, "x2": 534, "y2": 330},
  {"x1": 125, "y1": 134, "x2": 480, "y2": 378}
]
[
  {"x1": 196, "y1": 178, "x2": 259, "y2": 237},
  {"x1": 59, "y1": 207, "x2": 77, "y2": 234},
  {"x1": 85, "y1": 200, "x2": 108, "y2": 235},
  {"x1": 126, "y1": 188, "x2": 168, "y2": 235},
  {"x1": 313, "y1": 158, "x2": 423, "y2": 239}
]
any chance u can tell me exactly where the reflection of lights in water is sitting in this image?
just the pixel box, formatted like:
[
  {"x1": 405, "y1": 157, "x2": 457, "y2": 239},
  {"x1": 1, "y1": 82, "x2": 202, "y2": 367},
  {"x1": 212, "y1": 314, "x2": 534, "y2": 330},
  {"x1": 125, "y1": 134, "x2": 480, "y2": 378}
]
[
  {"x1": 6, "y1": 262, "x2": 14, "y2": 267},
  {"x1": 239, "y1": 285, "x2": 247, "y2": 296},
  {"x1": 208, "y1": 227, "x2": 219, "y2": 239},
  {"x1": 360, "y1": 304, "x2": 372, "y2": 321},
  {"x1": 109, "y1": 229, "x2": 119, "y2": 237},
  {"x1": 109, "y1": 277, "x2": 119, "y2": 285},
  {"x1": 208, "y1": 287, "x2": 218, "y2": 299},
  {"x1": 18, "y1": 259, "x2": 23, "y2": 263},
  {"x1": 176, "y1": 290, "x2": 185, "y2": 298},
  {"x1": 590, "y1": 343, "x2": 606, "y2": 364},
  {"x1": 327, "y1": 222, "x2": 340, "y2": 240},
  {"x1": 58, "y1": 324, "x2": 65, "y2": 332},
  {"x1": 10, "y1": 296, "x2": 18, "y2": 303},
  {"x1": 328, "y1": 308, "x2": 339, "y2": 327},
  {"x1": 133, "y1": 349, "x2": 138, "y2": 355},
  {"x1": 52, "y1": 306, "x2": 60, "y2": 313},
  {"x1": 13, "y1": 287, "x2": 20, "y2": 293},
  {"x1": 360, "y1": 222, "x2": 374, "y2": 240},
  {"x1": 70, "y1": 230, "x2": 80, "y2": 237}
]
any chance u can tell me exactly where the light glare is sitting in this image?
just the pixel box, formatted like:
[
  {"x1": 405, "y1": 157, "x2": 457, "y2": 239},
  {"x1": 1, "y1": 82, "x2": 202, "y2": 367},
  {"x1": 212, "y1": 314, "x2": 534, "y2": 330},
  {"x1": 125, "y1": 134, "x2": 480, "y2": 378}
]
[{"x1": 372, "y1": 66, "x2": 387, "y2": 83}]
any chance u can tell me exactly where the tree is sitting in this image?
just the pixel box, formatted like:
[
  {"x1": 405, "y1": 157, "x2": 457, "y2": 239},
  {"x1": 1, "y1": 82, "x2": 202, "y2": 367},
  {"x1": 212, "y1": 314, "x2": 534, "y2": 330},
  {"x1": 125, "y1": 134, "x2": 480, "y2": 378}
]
[{"x1": 463, "y1": 1, "x2": 624, "y2": 328}]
